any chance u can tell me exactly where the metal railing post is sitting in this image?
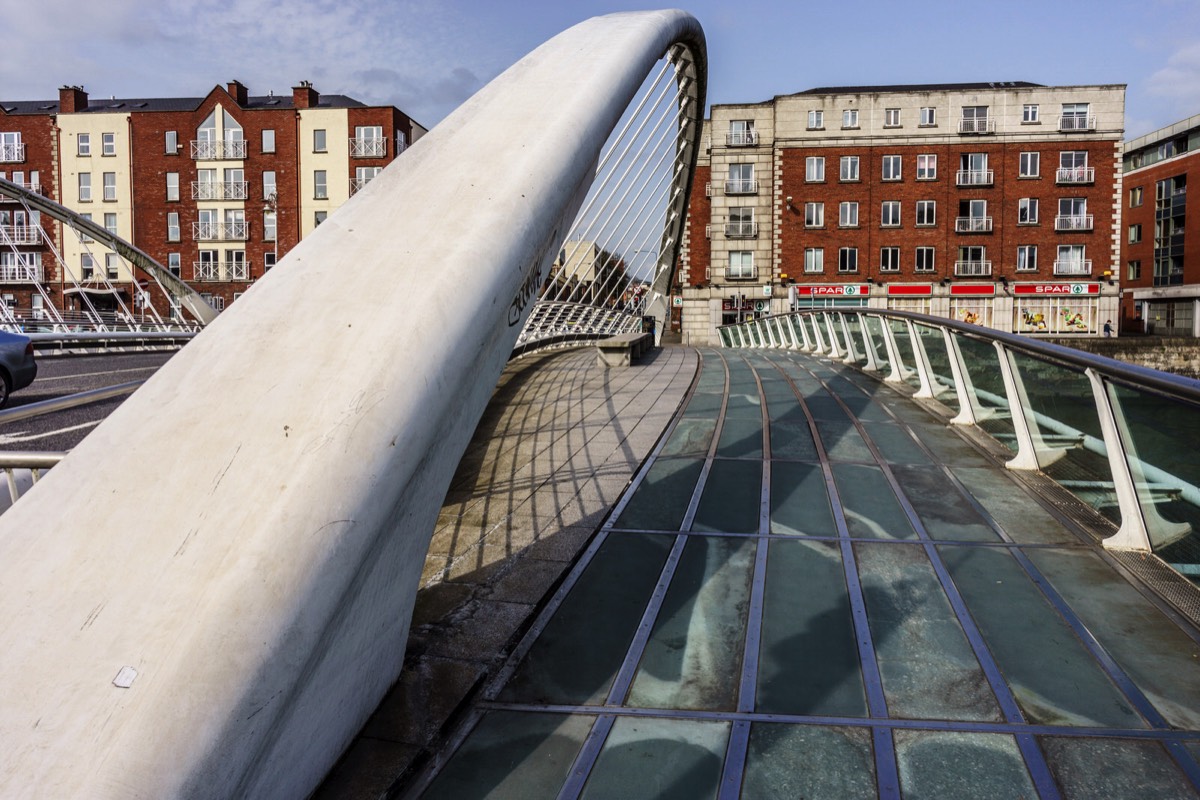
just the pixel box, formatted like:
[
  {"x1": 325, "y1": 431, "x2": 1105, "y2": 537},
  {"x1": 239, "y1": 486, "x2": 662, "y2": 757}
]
[
  {"x1": 1084, "y1": 368, "x2": 1152, "y2": 550},
  {"x1": 823, "y1": 312, "x2": 842, "y2": 359},
  {"x1": 878, "y1": 318, "x2": 906, "y2": 383},
  {"x1": 906, "y1": 321, "x2": 938, "y2": 399},
  {"x1": 856, "y1": 312, "x2": 881, "y2": 372},
  {"x1": 943, "y1": 328, "x2": 978, "y2": 426},
  {"x1": 839, "y1": 313, "x2": 859, "y2": 365}
]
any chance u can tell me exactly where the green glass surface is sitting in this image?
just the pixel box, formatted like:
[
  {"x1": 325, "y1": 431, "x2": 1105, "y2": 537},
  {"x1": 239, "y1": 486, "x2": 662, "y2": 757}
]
[
  {"x1": 741, "y1": 723, "x2": 875, "y2": 799},
  {"x1": 614, "y1": 457, "x2": 703, "y2": 530},
  {"x1": 954, "y1": 333, "x2": 1015, "y2": 447},
  {"x1": 692, "y1": 459, "x2": 762, "y2": 533},
  {"x1": 832, "y1": 463, "x2": 917, "y2": 539},
  {"x1": 890, "y1": 464, "x2": 999, "y2": 541},
  {"x1": 661, "y1": 417, "x2": 717, "y2": 457},
  {"x1": 1041, "y1": 736, "x2": 1197, "y2": 799},
  {"x1": 627, "y1": 536, "x2": 755, "y2": 710},
  {"x1": 580, "y1": 717, "x2": 728, "y2": 800},
  {"x1": 423, "y1": 712, "x2": 592, "y2": 800},
  {"x1": 863, "y1": 315, "x2": 891, "y2": 374},
  {"x1": 889, "y1": 320, "x2": 922, "y2": 391},
  {"x1": 858, "y1": 421, "x2": 931, "y2": 465},
  {"x1": 951, "y1": 466, "x2": 1078, "y2": 544},
  {"x1": 771, "y1": 460, "x2": 835, "y2": 536},
  {"x1": 915, "y1": 323, "x2": 959, "y2": 414},
  {"x1": 756, "y1": 539, "x2": 869, "y2": 716},
  {"x1": 893, "y1": 730, "x2": 1037, "y2": 799}
]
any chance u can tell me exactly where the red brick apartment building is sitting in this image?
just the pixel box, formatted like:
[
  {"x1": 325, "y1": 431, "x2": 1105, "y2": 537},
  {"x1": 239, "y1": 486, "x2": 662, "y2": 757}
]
[
  {"x1": 0, "y1": 81, "x2": 423, "y2": 319},
  {"x1": 1121, "y1": 113, "x2": 1200, "y2": 335},
  {"x1": 677, "y1": 82, "x2": 1126, "y2": 344}
]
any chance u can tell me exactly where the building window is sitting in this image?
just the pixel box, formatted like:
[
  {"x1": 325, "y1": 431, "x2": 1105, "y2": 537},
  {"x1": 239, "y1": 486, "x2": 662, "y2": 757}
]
[
  {"x1": 1018, "y1": 198, "x2": 1038, "y2": 224},
  {"x1": 263, "y1": 171, "x2": 277, "y2": 200},
  {"x1": 726, "y1": 163, "x2": 755, "y2": 194},
  {"x1": 167, "y1": 252, "x2": 181, "y2": 277},
  {"x1": 804, "y1": 247, "x2": 824, "y2": 274},
  {"x1": 915, "y1": 200, "x2": 936, "y2": 227},
  {"x1": 103, "y1": 172, "x2": 117, "y2": 201},
  {"x1": 104, "y1": 212, "x2": 117, "y2": 235},
  {"x1": 916, "y1": 154, "x2": 937, "y2": 180},
  {"x1": 880, "y1": 246, "x2": 900, "y2": 272},
  {"x1": 805, "y1": 156, "x2": 825, "y2": 182},
  {"x1": 1128, "y1": 260, "x2": 1141, "y2": 280},
  {"x1": 166, "y1": 172, "x2": 179, "y2": 201},
  {"x1": 838, "y1": 247, "x2": 858, "y2": 273},
  {"x1": 264, "y1": 252, "x2": 277, "y2": 270},
  {"x1": 804, "y1": 202, "x2": 824, "y2": 228},
  {"x1": 1060, "y1": 103, "x2": 1092, "y2": 131},
  {"x1": 919, "y1": 107, "x2": 936, "y2": 126},
  {"x1": 1128, "y1": 224, "x2": 1142, "y2": 243},
  {"x1": 959, "y1": 153, "x2": 990, "y2": 185},
  {"x1": 314, "y1": 210, "x2": 327, "y2": 226},
  {"x1": 167, "y1": 212, "x2": 180, "y2": 241},
  {"x1": 1017, "y1": 245, "x2": 1038, "y2": 271},
  {"x1": 313, "y1": 129, "x2": 327, "y2": 152},
  {"x1": 1058, "y1": 197, "x2": 1089, "y2": 230},
  {"x1": 842, "y1": 109, "x2": 859, "y2": 129},
  {"x1": 264, "y1": 210, "x2": 277, "y2": 241},
  {"x1": 840, "y1": 156, "x2": 859, "y2": 182},
  {"x1": 1057, "y1": 244, "x2": 1087, "y2": 274},
  {"x1": 915, "y1": 247, "x2": 935, "y2": 272},
  {"x1": 839, "y1": 201, "x2": 859, "y2": 227},
  {"x1": 102, "y1": 133, "x2": 116, "y2": 156},
  {"x1": 262, "y1": 129, "x2": 276, "y2": 154},
  {"x1": 81, "y1": 253, "x2": 94, "y2": 280},
  {"x1": 1019, "y1": 152, "x2": 1040, "y2": 178},
  {"x1": 884, "y1": 108, "x2": 901, "y2": 127},
  {"x1": 880, "y1": 201, "x2": 900, "y2": 227},
  {"x1": 882, "y1": 155, "x2": 901, "y2": 181},
  {"x1": 807, "y1": 110, "x2": 824, "y2": 130},
  {"x1": 314, "y1": 170, "x2": 328, "y2": 199},
  {"x1": 1022, "y1": 104, "x2": 1040, "y2": 123},
  {"x1": 105, "y1": 252, "x2": 120, "y2": 280},
  {"x1": 960, "y1": 105, "x2": 991, "y2": 133},
  {"x1": 727, "y1": 120, "x2": 756, "y2": 147},
  {"x1": 77, "y1": 134, "x2": 91, "y2": 157},
  {"x1": 729, "y1": 251, "x2": 754, "y2": 279},
  {"x1": 78, "y1": 172, "x2": 92, "y2": 202},
  {"x1": 1129, "y1": 186, "x2": 1143, "y2": 208},
  {"x1": 165, "y1": 130, "x2": 178, "y2": 154}
]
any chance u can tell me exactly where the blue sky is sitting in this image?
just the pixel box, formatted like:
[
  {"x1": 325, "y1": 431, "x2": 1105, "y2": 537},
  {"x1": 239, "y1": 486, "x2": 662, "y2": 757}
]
[{"x1": 4, "y1": 0, "x2": 1198, "y2": 138}]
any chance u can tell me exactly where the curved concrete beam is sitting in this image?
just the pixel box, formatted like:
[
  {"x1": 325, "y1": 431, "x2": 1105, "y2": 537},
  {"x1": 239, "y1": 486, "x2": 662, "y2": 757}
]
[
  {"x1": 0, "y1": 10, "x2": 705, "y2": 799},
  {"x1": 0, "y1": 176, "x2": 218, "y2": 325}
]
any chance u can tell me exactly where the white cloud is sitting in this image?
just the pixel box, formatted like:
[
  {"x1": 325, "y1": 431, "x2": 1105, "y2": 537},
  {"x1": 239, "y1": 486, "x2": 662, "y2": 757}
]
[{"x1": 1146, "y1": 39, "x2": 1200, "y2": 113}]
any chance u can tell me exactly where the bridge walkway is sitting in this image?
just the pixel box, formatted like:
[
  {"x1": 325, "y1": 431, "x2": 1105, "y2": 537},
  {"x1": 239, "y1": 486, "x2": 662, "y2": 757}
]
[{"x1": 399, "y1": 347, "x2": 1200, "y2": 798}]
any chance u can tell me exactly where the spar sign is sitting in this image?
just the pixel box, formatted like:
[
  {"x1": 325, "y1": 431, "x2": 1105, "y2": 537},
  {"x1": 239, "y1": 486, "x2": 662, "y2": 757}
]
[
  {"x1": 1012, "y1": 283, "x2": 1099, "y2": 296},
  {"x1": 794, "y1": 284, "x2": 872, "y2": 296}
]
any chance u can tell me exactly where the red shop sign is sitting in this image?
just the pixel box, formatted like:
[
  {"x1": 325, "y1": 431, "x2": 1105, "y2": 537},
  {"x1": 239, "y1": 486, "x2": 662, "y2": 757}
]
[
  {"x1": 1012, "y1": 283, "x2": 1099, "y2": 296},
  {"x1": 794, "y1": 284, "x2": 871, "y2": 297}
]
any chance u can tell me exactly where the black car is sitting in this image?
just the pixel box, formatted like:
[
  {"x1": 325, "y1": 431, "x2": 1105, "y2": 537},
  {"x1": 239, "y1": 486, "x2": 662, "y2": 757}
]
[{"x1": 0, "y1": 330, "x2": 37, "y2": 407}]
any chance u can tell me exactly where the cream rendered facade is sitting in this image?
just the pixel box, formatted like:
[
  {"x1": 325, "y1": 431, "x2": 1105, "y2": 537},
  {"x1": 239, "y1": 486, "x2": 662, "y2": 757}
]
[
  {"x1": 680, "y1": 83, "x2": 1126, "y2": 345},
  {"x1": 299, "y1": 109, "x2": 350, "y2": 238},
  {"x1": 58, "y1": 111, "x2": 136, "y2": 285}
]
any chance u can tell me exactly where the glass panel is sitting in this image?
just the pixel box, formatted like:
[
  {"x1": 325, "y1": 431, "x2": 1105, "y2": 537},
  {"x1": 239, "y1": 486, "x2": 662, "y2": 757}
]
[
  {"x1": 747, "y1": 324, "x2": 762, "y2": 347},
  {"x1": 1041, "y1": 737, "x2": 1199, "y2": 799},
  {"x1": 894, "y1": 731, "x2": 1038, "y2": 799},
  {"x1": 719, "y1": 327, "x2": 733, "y2": 347},
  {"x1": 915, "y1": 323, "x2": 959, "y2": 414},
  {"x1": 1112, "y1": 383, "x2": 1200, "y2": 581},
  {"x1": 789, "y1": 315, "x2": 806, "y2": 348},
  {"x1": 863, "y1": 315, "x2": 890, "y2": 374},
  {"x1": 888, "y1": 319, "x2": 921, "y2": 390},
  {"x1": 580, "y1": 717, "x2": 728, "y2": 800},
  {"x1": 843, "y1": 313, "x2": 867, "y2": 366},
  {"x1": 1010, "y1": 353, "x2": 1117, "y2": 522},
  {"x1": 742, "y1": 724, "x2": 875, "y2": 799},
  {"x1": 954, "y1": 334, "x2": 1015, "y2": 447}
]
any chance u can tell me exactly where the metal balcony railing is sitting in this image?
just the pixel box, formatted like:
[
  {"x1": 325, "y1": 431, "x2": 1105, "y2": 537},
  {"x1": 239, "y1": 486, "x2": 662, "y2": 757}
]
[
  {"x1": 350, "y1": 176, "x2": 381, "y2": 195},
  {"x1": 191, "y1": 181, "x2": 249, "y2": 201},
  {"x1": 724, "y1": 179, "x2": 758, "y2": 194},
  {"x1": 954, "y1": 260, "x2": 992, "y2": 277},
  {"x1": 955, "y1": 216, "x2": 993, "y2": 233},
  {"x1": 726, "y1": 130, "x2": 758, "y2": 146},
  {"x1": 350, "y1": 138, "x2": 387, "y2": 158},
  {"x1": 190, "y1": 140, "x2": 248, "y2": 160},
  {"x1": 0, "y1": 182, "x2": 39, "y2": 200},
  {"x1": 0, "y1": 264, "x2": 43, "y2": 282},
  {"x1": 192, "y1": 222, "x2": 250, "y2": 241},
  {"x1": 1056, "y1": 167, "x2": 1095, "y2": 184},
  {"x1": 192, "y1": 261, "x2": 249, "y2": 281},
  {"x1": 1055, "y1": 214, "x2": 1094, "y2": 231},
  {"x1": 0, "y1": 225, "x2": 40, "y2": 245},
  {"x1": 1059, "y1": 115, "x2": 1097, "y2": 132},
  {"x1": 956, "y1": 169, "x2": 993, "y2": 186},
  {"x1": 1053, "y1": 259, "x2": 1093, "y2": 275},
  {"x1": 958, "y1": 117, "x2": 996, "y2": 134},
  {"x1": 0, "y1": 143, "x2": 26, "y2": 163},
  {"x1": 724, "y1": 221, "x2": 758, "y2": 238}
]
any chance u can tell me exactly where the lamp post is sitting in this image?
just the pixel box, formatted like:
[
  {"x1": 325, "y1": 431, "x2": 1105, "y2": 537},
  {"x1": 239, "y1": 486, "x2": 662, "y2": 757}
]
[{"x1": 263, "y1": 192, "x2": 278, "y2": 270}]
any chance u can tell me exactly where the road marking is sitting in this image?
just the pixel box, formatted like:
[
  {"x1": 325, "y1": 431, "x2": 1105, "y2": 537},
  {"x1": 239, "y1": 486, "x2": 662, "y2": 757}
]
[
  {"x1": 0, "y1": 420, "x2": 101, "y2": 444},
  {"x1": 35, "y1": 366, "x2": 163, "y2": 383}
]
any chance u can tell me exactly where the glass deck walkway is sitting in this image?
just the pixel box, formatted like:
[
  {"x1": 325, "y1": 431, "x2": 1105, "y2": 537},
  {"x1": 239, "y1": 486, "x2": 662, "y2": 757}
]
[{"x1": 404, "y1": 348, "x2": 1200, "y2": 799}]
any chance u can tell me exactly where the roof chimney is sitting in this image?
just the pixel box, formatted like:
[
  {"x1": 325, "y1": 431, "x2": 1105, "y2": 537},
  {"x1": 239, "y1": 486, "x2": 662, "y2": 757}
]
[
  {"x1": 59, "y1": 85, "x2": 89, "y2": 113},
  {"x1": 292, "y1": 81, "x2": 319, "y2": 110},
  {"x1": 227, "y1": 80, "x2": 248, "y2": 106}
]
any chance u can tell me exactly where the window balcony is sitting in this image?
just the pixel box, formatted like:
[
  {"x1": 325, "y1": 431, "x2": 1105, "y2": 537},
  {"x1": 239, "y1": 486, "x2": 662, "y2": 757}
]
[
  {"x1": 954, "y1": 260, "x2": 992, "y2": 277},
  {"x1": 725, "y1": 221, "x2": 758, "y2": 238},
  {"x1": 724, "y1": 267, "x2": 758, "y2": 280},
  {"x1": 0, "y1": 143, "x2": 26, "y2": 163},
  {"x1": 1056, "y1": 167, "x2": 1095, "y2": 184},
  {"x1": 193, "y1": 261, "x2": 249, "y2": 281},
  {"x1": 0, "y1": 182, "x2": 39, "y2": 201},
  {"x1": 726, "y1": 130, "x2": 758, "y2": 146},
  {"x1": 191, "y1": 181, "x2": 249, "y2": 201},
  {"x1": 0, "y1": 225, "x2": 40, "y2": 245},
  {"x1": 192, "y1": 221, "x2": 250, "y2": 241},
  {"x1": 1058, "y1": 115, "x2": 1096, "y2": 132},
  {"x1": 350, "y1": 137, "x2": 386, "y2": 158},
  {"x1": 955, "y1": 216, "x2": 993, "y2": 233},
  {"x1": 1055, "y1": 214, "x2": 1093, "y2": 232},
  {"x1": 190, "y1": 140, "x2": 247, "y2": 160},
  {"x1": 0, "y1": 264, "x2": 42, "y2": 282},
  {"x1": 958, "y1": 117, "x2": 996, "y2": 134},
  {"x1": 724, "y1": 179, "x2": 758, "y2": 195},
  {"x1": 956, "y1": 169, "x2": 993, "y2": 187},
  {"x1": 1053, "y1": 259, "x2": 1092, "y2": 276}
]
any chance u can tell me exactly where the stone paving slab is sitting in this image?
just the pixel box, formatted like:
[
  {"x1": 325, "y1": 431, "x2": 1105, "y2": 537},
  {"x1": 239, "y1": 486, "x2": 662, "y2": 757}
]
[{"x1": 313, "y1": 346, "x2": 697, "y2": 798}]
